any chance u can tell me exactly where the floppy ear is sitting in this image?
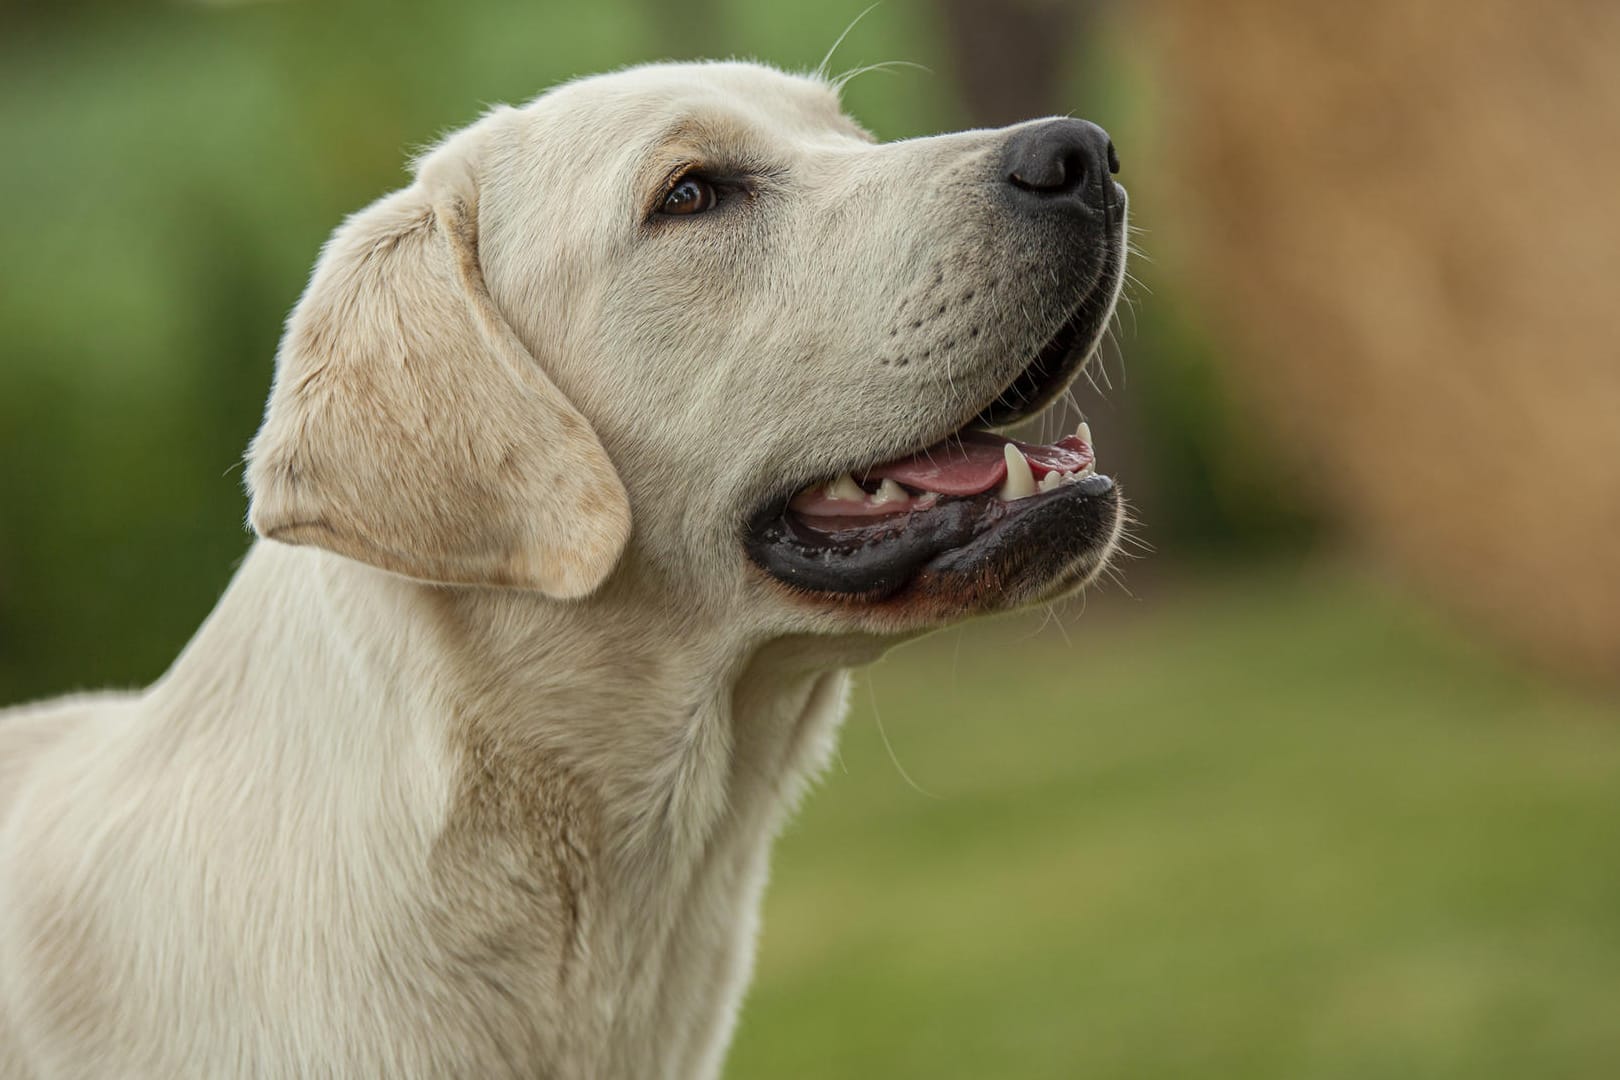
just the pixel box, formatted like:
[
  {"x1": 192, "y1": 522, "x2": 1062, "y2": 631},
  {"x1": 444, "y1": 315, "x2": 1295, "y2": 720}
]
[{"x1": 246, "y1": 126, "x2": 630, "y2": 597}]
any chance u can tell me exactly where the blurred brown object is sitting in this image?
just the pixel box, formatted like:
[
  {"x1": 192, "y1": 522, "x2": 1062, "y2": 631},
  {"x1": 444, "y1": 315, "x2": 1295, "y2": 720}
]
[
  {"x1": 1144, "y1": 2, "x2": 1620, "y2": 683},
  {"x1": 940, "y1": 0, "x2": 1089, "y2": 127}
]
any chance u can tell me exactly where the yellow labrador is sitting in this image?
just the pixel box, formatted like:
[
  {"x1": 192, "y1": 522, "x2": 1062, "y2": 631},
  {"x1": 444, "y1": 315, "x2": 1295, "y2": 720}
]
[{"x1": 0, "y1": 61, "x2": 1127, "y2": 1079}]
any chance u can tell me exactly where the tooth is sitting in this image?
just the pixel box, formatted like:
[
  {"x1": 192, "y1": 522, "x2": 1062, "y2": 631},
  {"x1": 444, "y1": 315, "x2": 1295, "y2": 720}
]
[
  {"x1": 1076, "y1": 462, "x2": 1095, "y2": 478},
  {"x1": 1076, "y1": 420, "x2": 1093, "y2": 446},
  {"x1": 826, "y1": 473, "x2": 864, "y2": 501},
  {"x1": 1038, "y1": 472, "x2": 1061, "y2": 492},
  {"x1": 870, "y1": 478, "x2": 908, "y2": 505},
  {"x1": 999, "y1": 444, "x2": 1036, "y2": 500}
]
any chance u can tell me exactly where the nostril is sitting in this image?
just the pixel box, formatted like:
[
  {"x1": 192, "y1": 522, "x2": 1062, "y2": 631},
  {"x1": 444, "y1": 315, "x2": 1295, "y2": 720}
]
[
  {"x1": 1058, "y1": 148, "x2": 1088, "y2": 193},
  {"x1": 1009, "y1": 148, "x2": 1087, "y2": 194}
]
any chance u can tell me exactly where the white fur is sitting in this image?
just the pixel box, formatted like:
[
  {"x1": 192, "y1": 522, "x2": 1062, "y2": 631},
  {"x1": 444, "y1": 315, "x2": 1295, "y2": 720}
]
[{"x1": 0, "y1": 62, "x2": 1124, "y2": 1078}]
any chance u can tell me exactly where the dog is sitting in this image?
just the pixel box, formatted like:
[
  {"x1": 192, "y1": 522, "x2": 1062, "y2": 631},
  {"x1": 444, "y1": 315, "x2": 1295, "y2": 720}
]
[{"x1": 0, "y1": 61, "x2": 1127, "y2": 1078}]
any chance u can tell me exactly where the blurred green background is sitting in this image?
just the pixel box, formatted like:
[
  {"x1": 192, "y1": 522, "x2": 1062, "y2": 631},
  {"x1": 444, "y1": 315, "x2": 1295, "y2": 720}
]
[{"x1": 2, "y1": 1, "x2": 1615, "y2": 1077}]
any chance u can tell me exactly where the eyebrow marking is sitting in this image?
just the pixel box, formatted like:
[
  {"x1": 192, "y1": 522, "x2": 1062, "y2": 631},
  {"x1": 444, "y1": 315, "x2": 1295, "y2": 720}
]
[{"x1": 636, "y1": 114, "x2": 782, "y2": 201}]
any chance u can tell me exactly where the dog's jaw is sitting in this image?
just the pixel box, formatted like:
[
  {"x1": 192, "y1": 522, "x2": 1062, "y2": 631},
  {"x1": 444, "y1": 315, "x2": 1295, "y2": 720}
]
[{"x1": 739, "y1": 216, "x2": 1129, "y2": 626}]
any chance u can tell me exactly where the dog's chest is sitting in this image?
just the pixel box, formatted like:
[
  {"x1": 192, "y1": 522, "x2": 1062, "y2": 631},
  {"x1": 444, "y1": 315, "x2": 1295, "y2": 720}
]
[{"x1": 412, "y1": 673, "x2": 850, "y2": 1078}]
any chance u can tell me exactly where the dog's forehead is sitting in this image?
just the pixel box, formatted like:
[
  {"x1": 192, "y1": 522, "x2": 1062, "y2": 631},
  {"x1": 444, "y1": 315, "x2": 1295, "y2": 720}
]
[{"x1": 528, "y1": 61, "x2": 864, "y2": 148}]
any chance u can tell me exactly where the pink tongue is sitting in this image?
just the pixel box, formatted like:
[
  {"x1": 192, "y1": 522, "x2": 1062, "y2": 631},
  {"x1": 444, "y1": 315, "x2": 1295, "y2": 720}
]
[{"x1": 866, "y1": 431, "x2": 1093, "y2": 496}]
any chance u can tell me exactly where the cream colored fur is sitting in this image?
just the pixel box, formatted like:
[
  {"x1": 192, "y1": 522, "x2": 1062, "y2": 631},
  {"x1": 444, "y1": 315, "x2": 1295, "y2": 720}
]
[{"x1": 0, "y1": 62, "x2": 1123, "y2": 1078}]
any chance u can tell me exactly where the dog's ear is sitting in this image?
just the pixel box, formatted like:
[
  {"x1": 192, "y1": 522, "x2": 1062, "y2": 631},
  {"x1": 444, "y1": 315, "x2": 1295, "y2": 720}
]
[{"x1": 246, "y1": 125, "x2": 630, "y2": 597}]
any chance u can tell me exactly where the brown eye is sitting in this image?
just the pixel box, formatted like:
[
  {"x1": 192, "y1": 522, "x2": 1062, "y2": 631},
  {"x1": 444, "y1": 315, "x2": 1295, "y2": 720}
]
[{"x1": 660, "y1": 176, "x2": 717, "y2": 216}]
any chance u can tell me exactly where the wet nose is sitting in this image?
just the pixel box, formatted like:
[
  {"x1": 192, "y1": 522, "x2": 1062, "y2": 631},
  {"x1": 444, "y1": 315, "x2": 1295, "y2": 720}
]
[{"x1": 1002, "y1": 118, "x2": 1119, "y2": 214}]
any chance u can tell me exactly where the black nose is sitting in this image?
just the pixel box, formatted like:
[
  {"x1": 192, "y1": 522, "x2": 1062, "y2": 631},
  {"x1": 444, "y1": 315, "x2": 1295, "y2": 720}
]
[{"x1": 1003, "y1": 118, "x2": 1119, "y2": 213}]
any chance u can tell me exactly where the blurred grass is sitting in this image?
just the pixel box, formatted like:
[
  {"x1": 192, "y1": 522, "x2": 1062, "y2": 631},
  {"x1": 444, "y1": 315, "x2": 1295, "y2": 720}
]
[{"x1": 729, "y1": 565, "x2": 1620, "y2": 1079}]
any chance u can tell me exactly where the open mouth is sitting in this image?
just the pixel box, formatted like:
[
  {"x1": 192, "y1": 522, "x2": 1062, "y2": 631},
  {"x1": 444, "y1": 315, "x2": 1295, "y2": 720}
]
[{"x1": 744, "y1": 289, "x2": 1123, "y2": 603}]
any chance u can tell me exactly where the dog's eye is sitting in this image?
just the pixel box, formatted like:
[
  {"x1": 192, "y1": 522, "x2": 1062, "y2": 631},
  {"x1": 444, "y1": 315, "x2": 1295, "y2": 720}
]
[{"x1": 659, "y1": 176, "x2": 718, "y2": 216}]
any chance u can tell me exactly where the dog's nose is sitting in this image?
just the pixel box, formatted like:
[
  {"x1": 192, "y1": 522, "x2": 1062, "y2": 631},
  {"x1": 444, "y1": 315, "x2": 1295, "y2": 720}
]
[{"x1": 1003, "y1": 118, "x2": 1119, "y2": 213}]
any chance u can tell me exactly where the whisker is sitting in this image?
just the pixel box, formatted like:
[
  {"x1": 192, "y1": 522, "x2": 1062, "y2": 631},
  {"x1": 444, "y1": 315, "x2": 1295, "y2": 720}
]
[
  {"x1": 1046, "y1": 601, "x2": 1073, "y2": 647},
  {"x1": 866, "y1": 678, "x2": 943, "y2": 800},
  {"x1": 817, "y1": 4, "x2": 881, "y2": 81},
  {"x1": 832, "y1": 59, "x2": 932, "y2": 93}
]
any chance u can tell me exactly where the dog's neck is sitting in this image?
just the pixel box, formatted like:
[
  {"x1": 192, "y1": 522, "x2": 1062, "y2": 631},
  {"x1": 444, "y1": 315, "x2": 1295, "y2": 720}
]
[{"x1": 149, "y1": 540, "x2": 854, "y2": 1076}]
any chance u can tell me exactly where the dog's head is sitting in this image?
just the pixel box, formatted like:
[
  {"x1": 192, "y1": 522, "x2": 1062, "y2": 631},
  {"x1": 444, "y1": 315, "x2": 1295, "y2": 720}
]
[{"x1": 246, "y1": 62, "x2": 1127, "y2": 639}]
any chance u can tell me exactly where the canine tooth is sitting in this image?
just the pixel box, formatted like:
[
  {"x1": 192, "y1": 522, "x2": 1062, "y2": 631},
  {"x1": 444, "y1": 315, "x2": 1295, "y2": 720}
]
[
  {"x1": 826, "y1": 473, "x2": 864, "y2": 501},
  {"x1": 870, "y1": 478, "x2": 908, "y2": 505},
  {"x1": 1076, "y1": 420, "x2": 1093, "y2": 448},
  {"x1": 999, "y1": 444, "x2": 1036, "y2": 500}
]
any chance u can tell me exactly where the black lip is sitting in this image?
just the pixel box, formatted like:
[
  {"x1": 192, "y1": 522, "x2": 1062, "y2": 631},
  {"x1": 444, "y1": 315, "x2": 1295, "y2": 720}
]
[{"x1": 745, "y1": 473, "x2": 1117, "y2": 599}]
